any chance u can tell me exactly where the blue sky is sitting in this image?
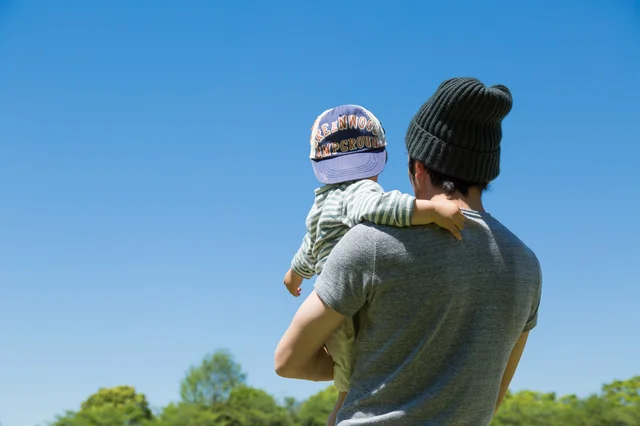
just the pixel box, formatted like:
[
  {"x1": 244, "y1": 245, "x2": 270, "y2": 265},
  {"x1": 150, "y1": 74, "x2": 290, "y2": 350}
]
[{"x1": 1, "y1": 1, "x2": 639, "y2": 425}]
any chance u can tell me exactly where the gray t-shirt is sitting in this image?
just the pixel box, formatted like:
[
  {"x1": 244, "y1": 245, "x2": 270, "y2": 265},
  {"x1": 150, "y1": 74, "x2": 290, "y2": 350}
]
[{"x1": 315, "y1": 210, "x2": 542, "y2": 425}]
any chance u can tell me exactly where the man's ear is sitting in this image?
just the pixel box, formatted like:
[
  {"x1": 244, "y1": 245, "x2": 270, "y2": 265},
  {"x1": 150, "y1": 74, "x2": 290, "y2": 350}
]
[{"x1": 414, "y1": 161, "x2": 428, "y2": 181}]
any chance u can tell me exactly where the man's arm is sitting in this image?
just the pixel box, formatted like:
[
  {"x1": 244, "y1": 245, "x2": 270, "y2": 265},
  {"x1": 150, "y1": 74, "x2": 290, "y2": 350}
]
[
  {"x1": 275, "y1": 225, "x2": 375, "y2": 381},
  {"x1": 495, "y1": 263, "x2": 541, "y2": 413},
  {"x1": 494, "y1": 331, "x2": 529, "y2": 413},
  {"x1": 274, "y1": 290, "x2": 345, "y2": 381}
]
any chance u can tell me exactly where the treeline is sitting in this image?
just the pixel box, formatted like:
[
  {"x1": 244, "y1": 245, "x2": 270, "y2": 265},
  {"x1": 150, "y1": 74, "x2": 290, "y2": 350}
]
[{"x1": 46, "y1": 349, "x2": 640, "y2": 426}]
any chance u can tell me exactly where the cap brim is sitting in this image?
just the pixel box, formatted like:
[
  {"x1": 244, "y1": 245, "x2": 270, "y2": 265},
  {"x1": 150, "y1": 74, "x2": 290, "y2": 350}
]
[{"x1": 312, "y1": 150, "x2": 386, "y2": 184}]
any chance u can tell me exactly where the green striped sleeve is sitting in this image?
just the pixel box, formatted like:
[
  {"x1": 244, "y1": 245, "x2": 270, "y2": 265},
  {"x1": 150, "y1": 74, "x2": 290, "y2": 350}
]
[
  {"x1": 291, "y1": 232, "x2": 317, "y2": 279},
  {"x1": 342, "y1": 180, "x2": 415, "y2": 228},
  {"x1": 291, "y1": 207, "x2": 320, "y2": 279}
]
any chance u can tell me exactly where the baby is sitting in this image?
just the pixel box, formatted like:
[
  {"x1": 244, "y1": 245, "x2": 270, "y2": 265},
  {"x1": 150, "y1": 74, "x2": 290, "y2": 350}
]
[{"x1": 283, "y1": 105, "x2": 465, "y2": 425}]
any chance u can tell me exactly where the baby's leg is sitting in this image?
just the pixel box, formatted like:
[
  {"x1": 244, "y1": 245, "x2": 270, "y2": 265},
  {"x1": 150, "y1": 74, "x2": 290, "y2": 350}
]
[
  {"x1": 327, "y1": 391, "x2": 348, "y2": 426},
  {"x1": 324, "y1": 317, "x2": 356, "y2": 425}
]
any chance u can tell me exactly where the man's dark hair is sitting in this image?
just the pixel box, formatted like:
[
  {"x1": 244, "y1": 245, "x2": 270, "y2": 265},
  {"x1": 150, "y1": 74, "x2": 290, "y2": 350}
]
[{"x1": 408, "y1": 157, "x2": 489, "y2": 197}]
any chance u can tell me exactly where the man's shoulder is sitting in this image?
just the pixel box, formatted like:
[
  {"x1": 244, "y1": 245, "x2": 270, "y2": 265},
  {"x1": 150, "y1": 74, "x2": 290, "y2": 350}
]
[
  {"x1": 346, "y1": 222, "x2": 415, "y2": 248},
  {"x1": 357, "y1": 213, "x2": 540, "y2": 263},
  {"x1": 340, "y1": 222, "x2": 381, "y2": 242},
  {"x1": 333, "y1": 223, "x2": 388, "y2": 250},
  {"x1": 485, "y1": 214, "x2": 540, "y2": 260}
]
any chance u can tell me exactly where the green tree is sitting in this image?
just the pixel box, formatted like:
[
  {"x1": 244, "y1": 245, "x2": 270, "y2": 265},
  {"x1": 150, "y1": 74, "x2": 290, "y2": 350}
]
[
  {"x1": 602, "y1": 376, "x2": 640, "y2": 407},
  {"x1": 180, "y1": 349, "x2": 247, "y2": 406},
  {"x1": 491, "y1": 390, "x2": 563, "y2": 426},
  {"x1": 283, "y1": 396, "x2": 300, "y2": 423},
  {"x1": 52, "y1": 410, "x2": 138, "y2": 426},
  {"x1": 581, "y1": 376, "x2": 640, "y2": 426},
  {"x1": 491, "y1": 378, "x2": 640, "y2": 426},
  {"x1": 154, "y1": 403, "x2": 221, "y2": 426},
  {"x1": 50, "y1": 386, "x2": 153, "y2": 426},
  {"x1": 81, "y1": 385, "x2": 153, "y2": 418},
  {"x1": 226, "y1": 386, "x2": 293, "y2": 426},
  {"x1": 296, "y1": 386, "x2": 338, "y2": 426},
  {"x1": 155, "y1": 387, "x2": 293, "y2": 426}
]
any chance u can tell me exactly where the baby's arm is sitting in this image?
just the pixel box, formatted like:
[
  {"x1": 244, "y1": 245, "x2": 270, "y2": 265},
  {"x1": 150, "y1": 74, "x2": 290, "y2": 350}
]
[
  {"x1": 285, "y1": 232, "x2": 316, "y2": 297},
  {"x1": 411, "y1": 199, "x2": 465, "y2": 240},
  {"x1": 344, "y1": 180, "x2": 465, "y2": 239}
]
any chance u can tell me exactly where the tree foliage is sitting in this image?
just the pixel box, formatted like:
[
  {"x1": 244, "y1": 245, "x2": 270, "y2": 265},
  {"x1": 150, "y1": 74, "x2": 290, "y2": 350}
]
[
  {"x1": 46, "y1": 350, "x2": 640, "y2": 426},
  {"x1": 490, "y1": 377, "x2": 640, "y2": 426},
  {"x1": 180, "y1": 349, "x2": 247, "y2": 406},
  {"x1": 296, "y1": 385, "x2": 338, "y2": 426},
  {"x1": 50, "y1": 386, "x2": 153, "y2": 426}
]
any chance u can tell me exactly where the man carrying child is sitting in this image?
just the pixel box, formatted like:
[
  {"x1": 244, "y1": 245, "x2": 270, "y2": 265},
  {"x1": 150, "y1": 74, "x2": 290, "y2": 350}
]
[{"x1": 276, "y1": 77, "x2": 542, "y2": 425}]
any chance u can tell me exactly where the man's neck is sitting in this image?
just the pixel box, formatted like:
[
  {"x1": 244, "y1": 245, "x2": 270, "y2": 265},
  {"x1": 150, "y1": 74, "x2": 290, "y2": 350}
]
[{"x1": 429, "y1": 189, "x2": 485, "y2": 212}]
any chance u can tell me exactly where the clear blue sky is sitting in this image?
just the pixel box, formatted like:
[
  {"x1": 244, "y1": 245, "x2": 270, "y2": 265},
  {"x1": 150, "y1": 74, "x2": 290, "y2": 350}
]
[{"x1": 1, "y1": 1, "x2": 639, "y2": 425}]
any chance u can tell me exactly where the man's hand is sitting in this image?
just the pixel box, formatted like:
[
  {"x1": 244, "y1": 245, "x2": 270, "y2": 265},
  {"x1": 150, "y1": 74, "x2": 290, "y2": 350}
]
[
  {"x1": 430, "y1": 201, "x2": 465, "y2": 240},
  {"x1": 284, "y1": 268, "x2": 303, "y2": 297}
]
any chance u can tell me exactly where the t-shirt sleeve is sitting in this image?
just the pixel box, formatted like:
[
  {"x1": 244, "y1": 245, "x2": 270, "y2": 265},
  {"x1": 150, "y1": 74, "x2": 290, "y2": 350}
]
[
  {"x1": 523, "y1": 261, "x2": 542, "y2": 332},
  {"x1": 314, "y1": 225, "x2": 376, "y2": 317}
]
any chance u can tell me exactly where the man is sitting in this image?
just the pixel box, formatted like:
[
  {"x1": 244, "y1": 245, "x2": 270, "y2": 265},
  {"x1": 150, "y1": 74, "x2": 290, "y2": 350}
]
[{"x1": 275, "y1": 77, "x2": 542, "y2": 425}]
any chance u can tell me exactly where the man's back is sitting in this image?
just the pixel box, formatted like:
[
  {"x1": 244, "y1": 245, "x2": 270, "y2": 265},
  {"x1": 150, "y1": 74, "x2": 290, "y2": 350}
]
[{"x1": 315, "y1": 209, "x2": 541, "y2": 425}]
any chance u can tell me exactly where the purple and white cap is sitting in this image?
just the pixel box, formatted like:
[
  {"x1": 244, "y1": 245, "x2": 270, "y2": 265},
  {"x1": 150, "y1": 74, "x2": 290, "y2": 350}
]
[{"x1": 310, "y1": 104, "x2": 387, "y2": 184}]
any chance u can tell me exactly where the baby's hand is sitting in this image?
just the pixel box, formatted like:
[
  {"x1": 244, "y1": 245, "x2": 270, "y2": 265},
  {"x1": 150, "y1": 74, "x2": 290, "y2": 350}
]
[
  {"x1": 431, "y1": 201, "x2": 465, "y2": 240},
  {"x1": 284, "y1": 268, "x2": 303, "y2": 297}
]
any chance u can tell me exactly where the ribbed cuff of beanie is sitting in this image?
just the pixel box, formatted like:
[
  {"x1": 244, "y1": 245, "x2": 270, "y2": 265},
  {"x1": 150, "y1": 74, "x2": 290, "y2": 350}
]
[{"x1": 405, "y1": 119, "x2": 500, "y2": 183}]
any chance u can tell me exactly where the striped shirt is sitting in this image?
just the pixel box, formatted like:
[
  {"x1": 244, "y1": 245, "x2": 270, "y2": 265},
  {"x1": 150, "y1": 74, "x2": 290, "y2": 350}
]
[{"x1": 291, "y1": 179, "x2": 415, "y2": 278}]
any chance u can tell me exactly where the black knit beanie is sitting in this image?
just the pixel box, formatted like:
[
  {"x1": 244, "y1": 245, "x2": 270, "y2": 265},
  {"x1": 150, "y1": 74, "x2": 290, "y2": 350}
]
[{"x1": 405, "y1": 77, "x2": 513, "y2": 183}]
